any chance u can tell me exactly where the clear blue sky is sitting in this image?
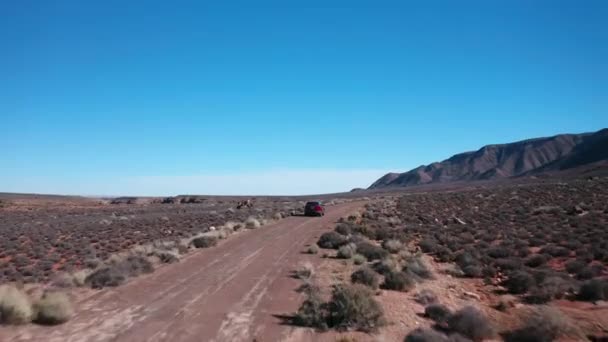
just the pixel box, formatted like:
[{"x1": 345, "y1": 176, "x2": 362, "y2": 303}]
[{"x1": 1, "y1": 1, "x2": 607, "y2": 195}]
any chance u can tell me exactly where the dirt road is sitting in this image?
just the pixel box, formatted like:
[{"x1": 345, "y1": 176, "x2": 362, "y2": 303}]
[{"x1": 2, "y1": 202, "x2": 363, "y2": 342}]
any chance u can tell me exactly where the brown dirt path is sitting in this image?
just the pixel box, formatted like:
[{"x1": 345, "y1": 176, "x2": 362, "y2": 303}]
[{"x1": 0, "y1": 202, "x2": 364, "y2": 342}]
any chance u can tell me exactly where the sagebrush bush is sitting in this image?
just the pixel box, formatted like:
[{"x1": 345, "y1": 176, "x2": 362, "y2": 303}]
[
  {"x1": 294, "y1": 287, "x2": 327, "y2": 330},
  {"x1": 462, "y1": 265, "x2": 483, "y2": 278},
  {"x1": 191, "y1": 236, "x2": 218, "y2": 248},
  {"x1": 307, "y1": 244, "x2": 319, "y2": 254},
  {"x1": 116, "y1": 254, "x2": 154, "y2": 277},
  {"x1": 317, "y1": 232, "x2": 348, "y2": 249},
  {"x1": 405, "y1": 257, "x2": 433, "y2": 280},
  {"x1": 0, "y1": 285, "x2": 33, "y2": 324},
  {"x1": 382, "y1": 239, "x2": 403, "y2": 253},
  {"x1": 447, "y1": 306, "x2": 495, "y2": 341},
  {"x1": 505, "y1": 271, "x2": 535, "y2": 294},
  {"x1": 337, "y1": 243, "x2": 357, "y2": 259},
  {"x1": 505, "y1": 306, "x2": 582, "y2": 342},
  {"x1": 524, "y1": 254, "x2": 547, "y2": 268},
  {"x1": 295, "y1": 262, "x2": 314, "y2": 280},
  {"x1": 85, "y1": 267, "x2": 126, "y2": 289},
  {"x1": 353, "y1": 254, "x2": 367, "y2": 265},
  {"x1": 424, "y1": 303, "x2": 451, "y2": 323},
  {"x1": 372, "y1": 258, "x2": 398, "y2": 276},
  {"x1": 351, "y1": 266, "x2": 379, "y2": 289},
  {"x1": 327, "y1": 284, "x2": 385, "y2": 332},
  {"x1": 355, "y1": 242, "x2": 388, "y2": 261},
  {"x1": 33, "y1": 291, "x2": 73, "y2": 325},
  {"x1": 335, "y1": 223, "x2": 353, "y2": 236},
  {"x1": 245, "y1": 217, "x2": 261, "y2": 229},
  {"x1": 382, "y1": 271, "x2": 414, "y2": 292}
]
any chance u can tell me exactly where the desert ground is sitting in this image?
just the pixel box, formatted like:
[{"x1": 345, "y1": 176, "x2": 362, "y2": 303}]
[{"x1": 1, "y1": 177, "x2": 607, "y2": 341}]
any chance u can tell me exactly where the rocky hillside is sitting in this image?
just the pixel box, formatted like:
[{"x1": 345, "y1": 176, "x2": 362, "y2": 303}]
[{"x1": 370, "y1": 128, "x2": 608, "y2": 189}]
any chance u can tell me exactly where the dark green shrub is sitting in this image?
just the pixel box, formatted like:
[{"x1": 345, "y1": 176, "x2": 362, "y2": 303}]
[
  {"x1": 578, "y1": 279, "x2": 608, "y2": 301},
  {"x1": 505, "y1": 271, "x2": 535, "y2": 294}
]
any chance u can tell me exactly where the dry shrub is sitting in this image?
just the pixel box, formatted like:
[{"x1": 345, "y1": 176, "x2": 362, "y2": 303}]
[
  {"x1": 382, "y1": 271, "x2": 415, "y2": 292},
  {"x1": 0, "y1": 284, "x2": 33, "y2": 324},
  {"x1": 425, "y1": 303, "x2": 452, "y2": 324},
  {"x1": 191, "y1": 236, "x2": 218, "y2": 248},
  {"x1": 505, "y1": 306, "x2": 585, "y2": 342},
  {"x1": 337, "y1": 243, "x2": 357, "y2": 259},
  {"x1": 295, "y1": 262, "x2": 315, "y2": 280},
  {"x1": 404, "y1": 256, "x2": 433, "y2": 280},
  {"x1": 447, "y1": 306, "x2": 495, "y2": 341},
  {"x1": 578, "y1": 278, "x2": 608, "y2": 301},
  {"x1": 351, "y1": 266, "x2": 379, "y2": 289},
  {"x1": 245, "y1": 217, "x2": 261, "y2": 229},
  {"x1": 355, "y1": 242, "x2": 388, "y2": 261},
  {"x1": 382, "y1": 239, "x2": 403, "y2": 253},
  {"x1": 33, "y1": 291, "x2": 73, "y2": 325},
  {"x1": 318, "y1": 232, "x2": 348, "y2": 249},
  {"x1": 294, "y1": 285, "x2": 327, "y2": 330},
  {"x1": 353, "y1": 254, "x2": 367, "y2": 265},
  {"x1": 307, "y1": 244, "x2": 320, "y2": 254},
  {"x1": 327, "y1": 284, "x2": 385, "y2": 332},
  {"x1": 85, "y1": 267, "x2": 126, "y2": 289}
]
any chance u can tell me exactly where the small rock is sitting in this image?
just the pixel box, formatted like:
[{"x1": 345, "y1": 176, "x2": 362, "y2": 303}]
[{"x1": 463, "y1": 291, "x2": 481, "y2": 300}]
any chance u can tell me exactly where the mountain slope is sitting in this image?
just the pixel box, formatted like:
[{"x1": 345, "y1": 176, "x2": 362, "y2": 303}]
[{"x1": 369, "y1": 128, "x2": 608, "y2": 189}]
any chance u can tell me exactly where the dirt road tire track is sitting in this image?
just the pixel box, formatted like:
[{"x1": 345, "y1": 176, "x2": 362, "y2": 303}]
[{"x1": 1, "y1": 202, "x2": 364, "y2": 342}]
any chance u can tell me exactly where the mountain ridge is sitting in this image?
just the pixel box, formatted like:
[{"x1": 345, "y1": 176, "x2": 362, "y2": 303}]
[{"x1": 369, "y1": 128, "x2": 608, "y2": 189}]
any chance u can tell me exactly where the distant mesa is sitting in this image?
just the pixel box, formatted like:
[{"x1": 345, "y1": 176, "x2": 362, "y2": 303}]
[{"x1": 369, "y1": 128, "x2": 608, "y2": 189}]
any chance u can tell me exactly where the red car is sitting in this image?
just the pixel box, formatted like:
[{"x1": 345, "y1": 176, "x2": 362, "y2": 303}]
[{"x1": 304, "y1": 201, "x2": 325, "y2": 216}]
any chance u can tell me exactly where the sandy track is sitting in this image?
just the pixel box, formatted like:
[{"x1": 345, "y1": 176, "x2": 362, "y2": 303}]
[{"x1": 2, "y1": 202, "x2": 363, "y2": 342}]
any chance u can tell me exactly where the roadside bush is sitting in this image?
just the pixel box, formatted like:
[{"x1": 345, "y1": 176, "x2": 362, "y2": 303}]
[
  {"x1": 355, "y1": 242, "x2": 388, "y2": 261},
  {"x1": 85, "y1": 267, "x2": 126, "y2": 289},
  {"x1": 337, "y1": 243, "x2": 357, "y2": 259},
  {"x1": 447, "y1": 306, "x2": 495, "y2": 341},
  {"x1": 295, "y1": 262, "x2": 314, "y2": 280},
  {"x1": 317, "y1": 232, "x2": 348, "y2": 249},
  {"x1": 351, "y1": 266, "x2": 379, "y2": 289},
  {"x1": 382, "y1": 239, "x2": 403, "y2": 254},
  {"x1": 327, "y1": 284, "x2": 385, "y2": 332},
  {"x1": 33, "y1": 291, "x2": 73, "y2": 325},
  {"x1": 505, "y1": 271, "x2": 536, "y2": 294},
  {"x1": 307, "y1": 244, "x2": 319, "y2": 254},
  {"x1": 353, "y1": 254, "x2": 367, "y2": 265},
  {"x1": 526, "y1": 277, "x2": 572, "y2": 304},
  {"x1": 578, "y1": 279, "x2": 608, "y2": 301},
  {"x1": 155, "y1": 250, "x2": 180, "y2": 264},
  {"x1": 424, "y1": 303, "x2": 452, "y2": 324},
  {"x1": 117, "y1": 254, "x2": 154, "y2": 277},
  {"x1": 382, "y1": 271, "x2": 415, "y2": 292},
  {"x1": 191, "y1": 236, "x2": 218, "y2": 248},
  {"x1": 294, "y1": 286, "x2": 327, "y2": 330},
  {"x1": 0, "y1": 285, "x2": 33, "y2": 324},
  {"x1": 335, "y1": 223, "x2": 353, "y2": 236},
  {"x1": 245, "y1": 217, "x2": 261, "y2": 229}
]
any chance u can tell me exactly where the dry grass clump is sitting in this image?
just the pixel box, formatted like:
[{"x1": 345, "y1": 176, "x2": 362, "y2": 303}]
[
  {"x1": 337, "y1": 243, "x2": 357, "y2": 259},
  {"x1": 0, "y1": 284, "x2": 33, "y2": 324},
  {"x1": 245, "y1": 217, "x2": 261, "y2": 229},
  {"x1": 504, "y1": 306, "x2": 585, "y2": 342},
  {"x1": 33, "y1": 291, "x2": 73, "y2": 325},
  {"x1": 382, "y1": 271, "x2": 415, "y2": 292},
  {"x1": 307, "y1": 244, "x2": 320, "y2": 254},
  {"x1": 327, "y1": 284, "x2": 385, "y2": 332},
  {"x1": 350, "y1": 266, "x2": 380, "y2": 289},
  {"x1": 352, "y1": 254, "x2": 367, "y2": 265},
  {"x1": 447, "y1": 306, "x2": 495, "y2": 341},
  {"x1": 382, "y1": 239, "x2": 403, "y2": 253}
]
